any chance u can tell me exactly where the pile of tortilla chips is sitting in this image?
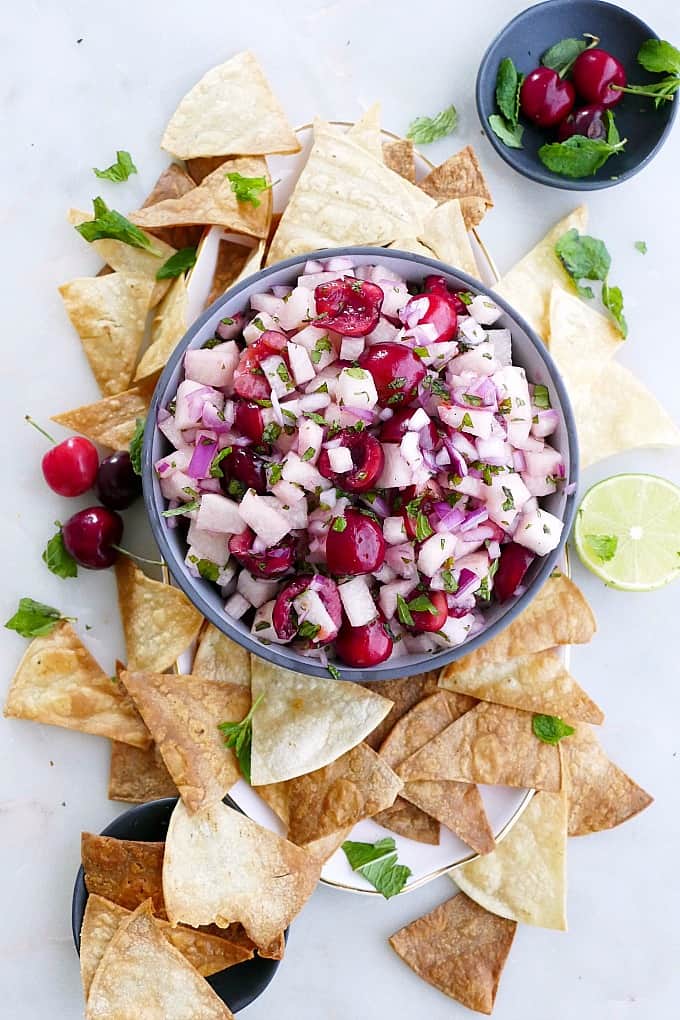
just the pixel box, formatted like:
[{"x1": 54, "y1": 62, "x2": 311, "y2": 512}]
[{"x1": 3, "y1": 49, "x2": 660, "y2": 1019}]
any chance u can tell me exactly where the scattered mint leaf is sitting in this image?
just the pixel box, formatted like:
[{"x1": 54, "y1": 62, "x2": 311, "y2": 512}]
[
  {"x1": 532, "y1": 713, "x2": 575, "y2": 745},
  {"x1": 5, "y1": 597, "x2": 73, "y2": 638},
  {"x1": 345, "y1": 366, "x2": 367, "y2": 379},
  {"x1": 634, "y1": 240, "x2": 648, "y2": 254},
  {"x1": 75, "y1": 197, "x2": 161, "y2": 254},
  {"x1": 218, "y1": 693, "x2": 264, "y2": 784},
  {"x1": 93, "y1": 150, "x2": 137, "y2": 182},
  {"x1": 541, "y1": 36, "x2": 590, "y2": 76},
  {"x1": 226, "y1": 172, "x2": 271, "y2": 207},
  {"x1": 602, "y1": 282, "x2": 627, "y2": 337},
  {"x1": 554, "y1": 229, "x2": 610, "y2": 297},
  {"x1": 341, "y1": 837, "x2": 412, "y2": 899},
  {"x1": 488, "y1": 113, "x2": 523, "y2": 149},
  {"x1": 342, "y1": 836, "x2": 397, "y2": 870},
  {"x1": 501, "y1": 486, "x2": 514, "y2": 512},
  {"x1": 262, "y1": 422, "x2": 282, "y2": 444},
  {"x1": 129, "y1": 417, "x2": 145, "y2": 475},
  {"x1": 327, "y1": 663, "x2": 341, "y2": 680},
  {"x1": 637, "y1": 38, "x2": 680, "y2": 75},
  {"x1": 302, "y1": 447, "x2": 315, "y2": 461},
  {"x1": 407, "y1": 104, "x2": 458, "y2": 144},
  {"x1": 584, "y1": 533, "x2": 618, "y2": 563},
  {"x1": 538, "y1": 133, "x2": 626, "y2": 178},
  {"x1": 42, "y1": 524, "x2": 78, "y2": 579},
  {"x1": 495, "y1": 58, "x2": 521, "y2": 126},
  {"x1": 156, "y1": 246, "x2": 197, "y2": 280}
]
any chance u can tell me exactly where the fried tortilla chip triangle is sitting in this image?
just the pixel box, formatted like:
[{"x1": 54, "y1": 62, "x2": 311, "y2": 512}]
[
  {"x1": 360, "y1": 671, "x2": 440, "y2": 750},
  {"x1": 191, "y1": 623, "x2": 251, "y2": 686},
  {"x1": 204, "y1": 239, "x2": 265, "y2": 310},
  {"x1": 440, "y1": 574, "x2": 595, "y2": 677},
  {"x1": 85, "y1": 899, "x2": 235, "y2": 1020},
  {"x1": 548, "y1": 283, "x2": 624, "y2": 378},
  {"x1": 59, "y1": 273, "x2": 153, "y2": 396},
  {"x1": 108, "y1": 739, "x2": 178, "y2": 804},
  {"x1": 51, "y1": 375, "x2": 157, "y2": 450},
  {"x1": 382, "y1": 139, "x2": 416, "y2": 183},
  {"x1": 495, "y1": 206, "x2": 588, "y2": 339},
  {"x1": 398, "y1": 701, "x2": 561, "y2": 791},
  {"x1": 346, "y1": 103, "x2": 383, "y2": 160},
  {"x1": 249, "y1": 658, "x2": 393, "y2": 785},
  {"x1": 161, "y1": 51, "x2": 300, "y2": 159},
  {"x1": 115, "y1": 557, "x2": 203, "y2": 672},
  {"x1": 562, "y1": 723, "x2": 653, "y2": 836},
  {"x1": 373, "y1": 799, "x2": 440, "y2": 845},
  {"x1": 439, "y1": 648, "x2": 604, "y2": 725},
  {"x1": 163, "y1": 799, "x2": 320, "y2": 948},
  {"x1": 4, "y1": 621, "x2": 149, "y2": 748},
  {"x1": 389, "y1": 892, "x2": 516, "y2": 1015},
  {"x1": 287, "y1": 742, "x2": 402, "y2": 844},
  {"x1": 80, "y1": 894, "x2": 252, "y2": 996},
  {"x1": 253, "y1": 782, "x2": 352, "y2": 865},
  {"x1": 419, "y1": 199, "x2": 478, "y2": 277},
  {"x1": 266, "y1": 123, "x2": 435, "y2": 265},
  {"x1": 81, "y1": 833, "x2": 166, "y2": 915},
  {"x1": 134, "y1": 273, "x2": 188, "y2": 381},
  {"x1": 418, "y1": 146, "x2": 493, "y2": 218},
  {"x1": 121, "y1": 671, "x2": 250, "y2": 812},
  {"x1": 140, "y1": 163, "x2": 203, "y2": 250},
  {"x1": 455, "y1": 788, "x2": 568, "y2": 929},
  {"x1": 130, "y1": 157, "x2": 272, "y2": 238}
]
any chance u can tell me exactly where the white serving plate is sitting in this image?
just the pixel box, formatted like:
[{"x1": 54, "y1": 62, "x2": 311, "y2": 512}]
[{"x1": 175, "y1": 122, "x2": 567, "y2": 895}]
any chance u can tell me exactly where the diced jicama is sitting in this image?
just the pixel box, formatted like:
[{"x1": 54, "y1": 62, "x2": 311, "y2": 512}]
[
  {"x1": 293, "y1": 325, "x2": 338, "y2": 372},
  {"x1": 380, "y1": 283, "x2": 410, "y2": 319},
  {"x1": 364, "y1": 316, "x2": 399, "y2": 346},
  {"x1": 488, "y1": 329, "x2": 512, "y2": 366},
  {"x1": 293, "y1": 588, "x2": 338, "y2": 640},
  {"x1": 239, "y1": 488, "x2": 290, "y2": 547},
  {"x1": 485, "y1": 472, "x2": 532, "y2": 528},
  {"x1": 271, "y1": 478, "x2": 305, "y2": 504},
  {"x1": 261, "y1": 355, "x2": 294, "y2": 398},
  {"x1": 184, "y1": 343, "x2": 239, "y2": 389},
  {"x1": 155, "y1": 449, "x2": 191, "y2": 477},
  {"x1": 287, "y1": 342, "x2": 316, "y2": 386},
  {"x1": 237, "y1": 570, "x2": 279, "y2": 608},
  {"x1": 458, "y1": 316, "x2": 487, "y2": 345},
  {"x1": 297, "y1": 418, "x2": 323, "y2": 464},
  {"x1": 224, "y1": 591, "x2": 250, "y2": 619},
  {"x1": 250, "y1": 599, "x2": 288, "y2": 644},
  {"x1": 249, "y1": 291, "x2": 286, "y2": 319},
  {"x1": 493, "y1": 365, "x2": 531, "y2": 445},
  {"x1": 277, "y1": 286, "x2": 315, "y2": 330},
  {"x1": 379, "y1": 578, "x2": 417, "y2": 620},
  {"x1": 340, "y1": 337, "x2": 365, "y2": 361},
  {"x1": 384, "y1": 516, "x2": 407, "y2": 545},
  {"x1": 417, "y1": 533, "x2": 456, "y2": 576},
  {"x1": 385, "y1": 542, "x2": 417, "y2": 579},
  {"x1": 243, "y1": 311, "x2": 279, "y2": 344},
  {"x1": 186, "y1": 521, "x2": 230, "y2": 565},
  {"x1": 522, "y1": 474, "x2": 557, "y2": 498},
  {"x1": 448, "y1": 342, "x2": 497, "y2": 377},
  {"x1": 196, "y1": 493, "x2": 247, "y2": 535},
  {"x1": 514, "y1": 508, "x2": 564, "y2": 555},
  {"x1": 439, "y1": 403, "x2": 493, "y2": 439},
  {"x1": 339, "y1": 576, "x2": 378, "y2": 627},
  {"x1": 377, "y1": 444, "x2": 412, "y2": 488},
  {"x1": 282, "y1": 451, "x2": 330, "y2": 492},
  {"x1": 336, "y1": 366, "x2": 378, "y2": 410},
  {"x1": 431, "y1": 612, "x2": 475, "y2": 648},
  {"x1": 160, "y1": 470, "x2": 197, "y2": 502},
  {"x1": 468, "y1": 294, "x2": 502, "y2": 325},
  {"x1": 328, "y1": 446, "x2": 353, "y2": 473},
  {"x1": 262, "y1": 494, "x2": 308, "y2": 531},
  {"x1": 523, "y1": 445, "x2": 562, "y2": 478}
]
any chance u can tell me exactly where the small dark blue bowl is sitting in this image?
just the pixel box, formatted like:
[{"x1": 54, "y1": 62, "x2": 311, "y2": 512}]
[
  {"x1": 477, "y1": 0, "x2": 677, "y2": 190},
  {"x1": 72, "y1": 797, "x2": 285, "y2": 1014}
]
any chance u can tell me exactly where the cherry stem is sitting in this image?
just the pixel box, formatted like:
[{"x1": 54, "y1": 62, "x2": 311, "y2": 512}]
[
  {"x1": 25, "y1": 415, "x2": 55, "y2": 445},
  {"x1": 111, "y1": 545, "x2": 164, "y2": 567}
]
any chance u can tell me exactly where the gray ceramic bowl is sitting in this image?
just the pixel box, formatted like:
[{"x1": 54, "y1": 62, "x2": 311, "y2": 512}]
[
  {"x1": 142, "y1": 247, "x2": 579, "y2": 681},
  {"x1": 476, "y1": 0, "x2": 677, "y2": 190}
]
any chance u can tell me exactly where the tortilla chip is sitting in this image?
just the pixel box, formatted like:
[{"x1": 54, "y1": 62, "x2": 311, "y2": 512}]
[
  {"x1": 255, "y1": 782, "x2": 351, "y2": 863},
  {"x1": 548, "y1": 284, "x2": 624, "y2": 379},
  {"x1": 419, "y1": 199, "x2": 478, "y2": 278},
  {"x1": 85, "y1": 900, "x2": 234, "y2": 1020},
  {"x1": 109, "y1": 740, "x2": 178, "y2": 803},
  {"x1": 287, "y1": 742, "x2": 402, "y2": 844},
  {"x1": 121, "y1": 670, "x2": 250, "y2": 812},
  {"x1": 4, "y1": 622, "x2": 149, "y2": 748},
  {"x1": 115, "y1": 557, "x2": 203, "y2": 672},
  {"x1": 566, "y1": 359, "x2": 680, "y2": 468},
  {"x1": 389, "y1": 237, "x2": 437, "y2": 258},
  {"x1": 80, "y1": 894, "x2": 251, "y2": 995},
  {"x1": 59, "y1": 273, "x2": 153, "y2": 397},
  {"x1": 266, "y1": 123, "x2": 435, "y2": 265},
  {"x1": 419, "y1": 146, "x2": 493, "y2": 205},
  {"x1": 141, "y1": 163, "x2": 204, "y2": 250},
  {"x1": 186, "y1": 157, "x2": 228, "y2": 185},
  {"x1": 68, "y1": 208, "x2": 173, "y2": 307},
  {"x1": 379, "y1": 691, "x2": 478, "y2": 769},
  {"x1": 347, "y1": 103, "x2": 383, "y2": 160},
  {"x1": 373, "y1": 800, "x2": 440, "y2": 845},
  {"x1": 163, "y1": 799, "x2": 319, "y2": 948},
  {"x1": 359, "y1": 671, "x2": 440, "y2": 750},
  {"x1": 161, "y1": 51, "x2": 300, "y2": 159},
  {"x1": 249, "y1": 658, "x2": 393, "y2": 785},
  {"x1": 439, "y1": 649, "x2": 603, "y2": 725},
  {"x1": 82, "y1": 833, "x2": 167, "y2": 916},
  {"x1": 134, "y1": 273, "x2": 188, "y2": 381},
  {"x1": 383, "y1": 139, "x2": 416, "y2": 183},
  {"x1": 51, "y1": 375, "x2": 157, "y2": 450},
  {"x1": 130, "y1": 157, "x2": 272, "y2": 239},
  {"x1": 455, "y1": 788, "x2": 568, "y2": 929},
  {"x1": 562, "y1": 724, "x2": 653, "y2": 836},
  {"x1": 192, "y1": 623, "x2": 251, "y2": 685},
  {"x1": 204, "y1": 239, "x2": 264, "y2": 310},
  {"x1": 441, "y1": 574, "x2": 596, "y2": 679},
  {"x1": 398, "y1": 701, "x2": 561, "y2": 792},
  {"x1": 495, "y1": 206, "x2": 588, "y2": 339},
  {"x1": 402, "y1": 781, "x2": 495, "y2": 856},
  {"x1": 389, "y1": 892, "x2": 516, "y2": 1015}
]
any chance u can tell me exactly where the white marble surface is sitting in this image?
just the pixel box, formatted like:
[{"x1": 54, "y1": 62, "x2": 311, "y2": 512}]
[{"x1": 2, "y1": 0, "x2": 679, "y2": 1017}]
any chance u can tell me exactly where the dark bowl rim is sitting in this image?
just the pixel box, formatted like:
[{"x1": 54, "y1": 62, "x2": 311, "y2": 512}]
[
  {"x1": 475, "y1": 0, "x2": 678, "y2": 191},
  {"x1": 142, "y1": 244, "x2": 579, "y2": 682}
]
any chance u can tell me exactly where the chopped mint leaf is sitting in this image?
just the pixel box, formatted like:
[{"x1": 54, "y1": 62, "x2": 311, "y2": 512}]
[
  {"x1": 407, "y1": 104, "x2": 458, "y2": 144},
  {"x1": 75, "y1": 197, "x2": 161, "y2": 254},
  {"x1": 226, "y1": 172, "x2": 272, "y2": 207},
  {"x1": 268, "y1": 463, "x2": 283, "y2": 485},
  {"x1": 302, "y1": 447, "x2": 315, "y2": 461},
  {"x1": 415, "y1": 512, "x2": 434, "y2": 542},
  {"x1": 461, "y1": 411, "x2": 474, "y2": 430},
  {"x1": 327, "y1": 663, "x2": 341, "y2": 680},
  {"x1": 345, "y1": 366, "x2": 367, "y2": 379},
  {"x1": 602, "y1": 281, "x2": 627, "y2": 337},
  {"x1": 5, "y1": 597, "x2": 73, "y2": 638},
  {"x1": 196, "y1": 559, "x2": 220, "y2": 582},
  {"x1": 262, "y1": 422, "x2": 282, "y2": 444},
  {"x1": 332, "y1": 516, "x2": 347, "y2": 532},
  {"x1": 501, "y1": 487, "x2": 514, "y2": 512},
  {"x1": 407, "y1": 594, "x2": 437, "y2": 615},
  {"x1": 634, "y1": 240, "x2": 647, "y2": 254},
  {"x1": 297, "y1": 620, "x2": 321, "y2": 641},
  {"x1": 209, "y1": 447, "x2": 233, "y2": 478},
  {"x1": 584, "y1": 533, "x2": 618, "y2": 563},
  {"x1": 396, "y1": 594, "x2": 414, "y2": 627},
  {"x1": 129, "y1": 417, "x2": 145, "y2": 475},
  {"x1": 218, "y1": 693, "x2": 264, "y2": 784},
  {"x1": 42, "y1": 524, "x2": 78, "y2": 579},
  {"x1": 93, "y1": 150, "x2": 137, "y2": 182},
  {"x1": 156, "y1": 246, "x2": 198, "y2": 280},
  {"x1": 532, "y1": 713, "x2": 575, "y2": 745},
  {"x1": 441, "y1": 568, "x2": 458, "y2": 593},
  {"x1": 162, "y1": 499, "x2": 200, "y2": 517},
  {"x1": 533, "y1": 385, "x2": 551, "y2": 410}
]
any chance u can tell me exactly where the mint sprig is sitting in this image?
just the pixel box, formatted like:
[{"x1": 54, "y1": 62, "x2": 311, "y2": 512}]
[
  {"x1": 341, "y1": 837, "x2": 412, "y2": 898},
  {"x1": 75, "y1": 197, "x2": 162, "y2": 255},
  {"x1": 5, "y1": 598, "x2": 74, "y2": 638},
  {"x1": 532, "y1": 713, "x2": 575, "y2": 745},
  {"x1": 406, "y1": 105, "x2": 458, "y2": 145},
  {"x1": 93, "y1": 150, "x2": 137, "y2": 182},
  {"x1": 42, "y1": 524, "x2": 78, "y2": 579},
  {"x1": 218, "y1": 693, "x2": 264, "y2": 784}
]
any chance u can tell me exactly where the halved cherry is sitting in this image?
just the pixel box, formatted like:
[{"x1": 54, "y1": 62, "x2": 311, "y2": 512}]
[
  {"x1": 401, "y1": 496, "x2": 435, "y2": 541},
  {"x1": 358, "y1": 342, "x2": 426, "y2": 408},
  {"x1": 325, "y1": 509, "x2": 385, "y2": 576},
  {"x1": 229, "y1": 529, "x2": 296, "y2": 578},
  {"x1": 409, "y1": 590, "x2": 448, "y2": 632},
  {"x1": 318, "y1": 430, "x2": 384, "y2": 493},
  {"x1": 379, "y1": 407, "x2": 438, "y2": 448},
  {"x1": 314, "y1": 277, "x2": 383, "y2": 337},
  {"x1": 493, "y1": 542, "x2": 535, "y2": 602},
  {"x1": 233, "y1": 330, "x2": 287, "y2": 401},
  {"x1": 219, "y1": 447, "x2": 267, "y2": 495},
  {"x1": 272, "y1": 576, "x2": 313, "y2": 640},
  {"x1": 335, "y1": 615, "x2": 393, "y2": 667},
  {"x1": 403, "y1": 290, "x2": 458, "y2": 343},
  {"x1": 424, "y1": 276, "x2": 469, "y2": 317},
  {"x1": 234, "y1": 400, "x2": 265, "y2": 443}
]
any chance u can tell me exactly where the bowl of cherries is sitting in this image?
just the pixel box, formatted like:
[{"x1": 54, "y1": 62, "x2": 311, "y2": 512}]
[{"x1": 476, "y1": 0, "x2": 678, "y2": 189}]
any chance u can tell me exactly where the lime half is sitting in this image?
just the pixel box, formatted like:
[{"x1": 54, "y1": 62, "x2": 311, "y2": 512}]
[{"x1": 574, "y1": 474, "x2": 680, "y2": 591}]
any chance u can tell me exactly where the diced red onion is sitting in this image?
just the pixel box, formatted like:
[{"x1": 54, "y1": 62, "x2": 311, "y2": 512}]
[
  {"x1": 304, "y1": 259, "x2": 324, "y2": 274},
  {"x1": 512, "y1": 450, "x2": 526, "y2": 472},
  {"x1": 343, "y1": 406, "x2": 376, "y2": 423},
  {"x1": 456, "y1": 568, "x2": 479, "y2": 597},
  {"x1": 442, "y1": 438, "x2": 468, "y2": 477},
  {"x1": 202, "y1": 402, "x2": 233, "y2": 433},
  {"x1": 565, "y1": 481, "x2": 577, "y2": 495},
  {"x1": 361, "y1": 495, "x2": 390, "y2": 518},
  {"x1": 198, "y1": 477, "x2": 222, "y2": 493},
  {"x1": 433, "y1": 502, "x2": 466, "y2": 531},
  {"x1": 459, "y1": 506, "x2": 489, "y2": 532},
  {"x1": 187, "y1": 438, "x2": 217, "y2": 479},
  {"x1": 165, "y1": 499, "x2": 180, "y2": 528}
]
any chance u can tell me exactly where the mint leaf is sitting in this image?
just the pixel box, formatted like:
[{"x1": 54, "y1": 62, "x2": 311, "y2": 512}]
[
  {"x1": 407, "y1": 104, "x2": 458, "y2": 144},
  {"x1": 637, "y1": 38, "x2": 680, "y2": 75},
  {"x1": 156, "y1": 246, "x2": 198, "y2": 280},
  {"x1": 93, "y1": 150, "x2": 137, "y2": 182},
  {"x1": 495, "y1": 58, "x2": 520, "y2": 126},
  {"x1": 605, "y1": 109, "x2": 620, "y2": 147},
  {"x1": 341, "y1": 838, "x2": 411, "y2": 898},
  {"x1": 396, "y1": 594, "x2": 414, "y2": 627},
  {"x1": 209, "y1": 447, "x2": 233, "y2": 478},
  {"x1": 533, "y1": 384, "x2": 551, "y2": 410},
  {"x1": 541, "y1": 36, "x2": 588, "y2": 76},
  {"x1": 331, "y1": 516, "x2": 347, "y2": 532},
  {"x1": 538, "y1": 134, "x2": 625, "y2": 178},
  {"x1": 226, "y1": 172, "x2": 271, "y2": 207},
  {"x1": 5, "y1": 597, "x2": 72, "y2": 638},
  {"x1": 584, "y1": 533, "x2": 618, "y2": 563},
  {"x1": 634, "y1": 240, "x2": 648, "y2": 254},
  {"x1": 488, "y1": 114, "x2": 523, "y2": 149},
  {"x1": 129, "y1": 417, "x2": 145, "y2": 476},
  {"x1": 162, "y1": 499, "x2": 200, "y2": 517},
  {"x1": 298, "y1": 620, "x2": 321, "y2": 641},
  {"x1": 415, "y1": 511, "x2": 434, "y2": 542},
  {"x1": 532, "y1": 713, "x2": 575, "y2": 745},
  {"x1": 42, "y1": 524, "x2": 78, "y2": 579},
  {"x1": 602, "y1": 282, "x2": 627, "y2": 337},
  {"x1": 342, "y1": 837, "x2": 396, "y2": 870},
  {"x1": 196, "y1": 559, "x2": 220, "y2": 582},
  {"x1": 218, "y1": 693, "x2": 264, "y2": 784},
  {"x1": 407, "y1": 594, "x2": 437, "y2": 615},
  {"x1": 555, "y1": 229, "x2": 611, "y2": 297},
  {"x1": 75, "y1": 197, "x2": 162, "y2": 255}
]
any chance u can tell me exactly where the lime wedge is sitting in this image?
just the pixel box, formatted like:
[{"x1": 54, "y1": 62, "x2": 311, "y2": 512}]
[{"x1": 574, "y1": 474, "x2": 680, "y2": 591}]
